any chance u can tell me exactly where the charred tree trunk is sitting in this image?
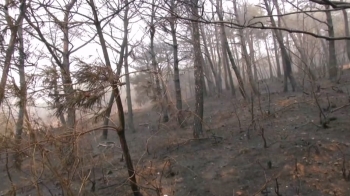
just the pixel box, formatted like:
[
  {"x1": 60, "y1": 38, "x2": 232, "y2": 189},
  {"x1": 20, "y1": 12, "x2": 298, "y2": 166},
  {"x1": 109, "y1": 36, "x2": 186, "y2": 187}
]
[
  {"x1": 88, "y1": 0, "x2": 141, "y2": 195},
  {"x1": 222, "y1": 45, "x2": 236, "y2": 96},
  {"x1": 264, "y1": 39, "x2": 274, "y2": 79},
  {"x1": 272, "y1": 36, "x2": 282, "y2": 78},
  {"x1": 264, "y1": 0, "x2": 297, "y2": 92},
  {"x1": 150, "y1": 1, "x2": 169, "y2": 122},
  {"x1": 125, "y1": 43, "x2": 135, "y2": 131},
  {"x1": 214, "y1": 32, "x2": 224, "y2": 92},
  {"x1": 0, "y1": 0, "x2": 26, "y2": 105},
  {"x1": 190, "y1": 0, "x2": 204, "y2": 138},
  {"x1": 169, "y1": 1, "x2": 183, "y2": 126},
  {"x1": 102, "y1": 0, "x2": 133, "y2": 139},
  {"x1": 325, "y1": 5, "x2": 337, "y2": 80},
  {"x1": 248, "y1": 34, "x2": 258, "y2": 81},
  {"x1": 102, "y1": 93, "x2": 114, "y2": 140},
  {"x1": 232, "y1": 0, "x2": 258, "y2": 96},
  {"x1": 342, "y1": 7, "x2": 350, "y2": 61},
  {"x1": 14, "y1": 18, "x2": 27, "y2": 169},
  {"x1": 200, "y1": 25, "x2": 220, "y2": 96},
  {"x1": 218, "y1": 0, "x2": 246, "y2": 98}
]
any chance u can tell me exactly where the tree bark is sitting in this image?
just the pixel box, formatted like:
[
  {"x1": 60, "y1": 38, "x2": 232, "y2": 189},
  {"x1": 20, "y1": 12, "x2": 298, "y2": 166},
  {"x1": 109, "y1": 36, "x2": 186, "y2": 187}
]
[
  {"x1": 325, "y1": 5, "x2": 338, "y2": 79},
  {"x1": 168, "y1": 1, "x2": 183, "y2": 126},
  {"x1": 88, "y1": 0, "x2": 141, "y2": 195},
  {"x1": 150, "y1": 0, "x2": 169, "y2": 122},
  {"x1": 213, "y1": 25, "x2": 224, "y2": 92},
  {"x1": 342, "y1": 7, "x2": 350, "y2": 61},
  {"x1": 125, "y1": 42, "x2": 135, "y2": 132},
  {"x1": 103, "y1": 0, "x2": 131, "y2": 138},
  {"x1": 0, "y1": 0, "x2": 26, "y2": 105},
  {"x1": 222, "y1": 44, "x2": 236, "y2": 96},
  {"x1": 16, "y1": 21, "x2": 26, "y2": 138},
  {"x1": 264, "y1": 0, "x2": 297, "y2": 92},
  {"x1": 248, "y1": 34, "x2": 258, "y2": 81},
  {"x1": 264, "y1": 39, "x2": 274, "y2": 79},
  {"x1": 232, "y1": 0, "x2": 258, "y2": 96},
  {"x1": 272, "y1": 35, "x2": 282, "y2": 78},
  {"x1": 190, "y1": 0, "x2": 204, "y2": 138},
  {"x1": 200, "y1": 25, "x2": 220, "y2": 96},
  {"x1": 217, "y1": 0, "x2": 246, "y2": 98},
  {"x1": 102, "y1": 93, "x2": 114, "y2": 140},
  {"x1": 61, "y1": 2, "x2": 76, "y2": 129}
]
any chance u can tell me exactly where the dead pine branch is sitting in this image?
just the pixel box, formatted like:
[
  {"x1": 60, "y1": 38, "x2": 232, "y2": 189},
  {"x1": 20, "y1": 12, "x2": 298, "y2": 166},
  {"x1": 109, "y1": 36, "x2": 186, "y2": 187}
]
[
  {"x1": 261, "y1": 127, "x2": 268, "y2": 148},
  {"x1": 274, "y1": 178, "x2": 282, "y2": 196}
]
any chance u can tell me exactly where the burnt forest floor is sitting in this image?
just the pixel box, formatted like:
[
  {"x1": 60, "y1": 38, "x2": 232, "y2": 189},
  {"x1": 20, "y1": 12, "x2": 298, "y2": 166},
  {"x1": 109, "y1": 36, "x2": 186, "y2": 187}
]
[{"x1": 1, "y1": 71, "x2": 350, "y2": 196}]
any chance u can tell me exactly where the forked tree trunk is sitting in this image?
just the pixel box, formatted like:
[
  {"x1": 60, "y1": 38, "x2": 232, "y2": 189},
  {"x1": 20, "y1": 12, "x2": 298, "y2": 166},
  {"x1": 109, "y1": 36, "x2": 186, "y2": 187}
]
[
  {"x1": 218, "y1": 0, "x2": 246, "y2": 98},
  {"x1": 103, "y1": 0, "x2": 131, "y2": 138},
  {"x1": 264, "y1": 0, "x2": 297, "y2": 92},
  {"x1": 232, "y1": 0, "x2": 258, "y2": 96},
  {"x1": 0, "y1": 0, "x2": 26, "y2": 105},
  {"x1": 200, "y1": 25, "x2": 219, "y2": 95},
  {"x1": 88, "y1": 0, "x2": 141, "y2": 195},
  {"x1": 150, "y1": 0, "x2": 169, "y2": 122}
]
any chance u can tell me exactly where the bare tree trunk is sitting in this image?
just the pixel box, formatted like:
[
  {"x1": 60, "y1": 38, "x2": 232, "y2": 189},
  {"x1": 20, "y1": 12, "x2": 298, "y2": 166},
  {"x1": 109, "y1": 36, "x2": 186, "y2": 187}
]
[
  {"x1": 222, "y1": 45, "x2": 236, "y2": 96},
  {"x1": 264, "y1": 0, "x2": 297, "y2": 92},
  {"x1": 214, "y1": 24, "x2": 228, "y2": 91},
  {"x1": 218, "y1": 0, "x2": 246, "y2": 98},
  {"x1": 232, "y1": 0, "x2": 258, "y2": 95},
  {"x1": 88, "y1": 0, "x2": 141, "y2": 195},
  {"x1": 223, "y1": 56, "x2": 230, "y2": 90},
  {"x1": 325, "y1": 5, "x2": 338, "y2": 79},
  {"x1": 169, "y1": 2, "x2": 183, "y2": 126},
  {"x1": 125, "y1": 42, "x2": 135, "y2": 131},
  {"x1": 202, "y1": 67, "x2": 208, "y2": 97},
  {"x1": 14, "y1": 18, "x2": 26, "y2": 169},
  {"x1": 248, "y1": 34, "x2": 258, "y2": 81},
  {"x1": 233, "y1": 43, "x2": 245, "y2": 82},
  {"x1": 62, "y1": 13, "x2": 76, "y2": 129},
  {"x1": 102, "y1": 93, "x2": 114, "y2": 140},
  {"x1": 264, "y1": 39, "x2": 274, "y2": 79},
  {"x1": 272, "y1": 36, "x2": 282, "y2": 78},
  {"x1": 213, "y1": 25, "x2": 228, "y2": 91},
  {"x1": 103, "y1": 0, "x2": 131, "y2": 138},
  {"x1": 150, "y1": 0, "x2": 169, "y2": 122},
  {"x1": 0, "y1": 0, "x2": 26, "y2": 105},
  {"x1": 190, "y1": 0, "x2": 204, "y2": 138},
  {"x1": 24, "y1": 0, "x2": 77, "y2": 131},
  {"x1": 209, "y1": 30, "x2": 223, "y2": 95},
  {"x1": 50, "y1": 61, "x2": 67, "y2": 125},
  {"x1": 202, "y1": 57, "x2": 215, "y2": 96},
  {"x1": 200, "y1": 25, "x2": 220, "y2": 96},
  {"x1": 16, "y1": 27, "x2": 25, "y2": 129},
  {"x1": 342, "y1": 7, "x2": 350, "y2": 61}
]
